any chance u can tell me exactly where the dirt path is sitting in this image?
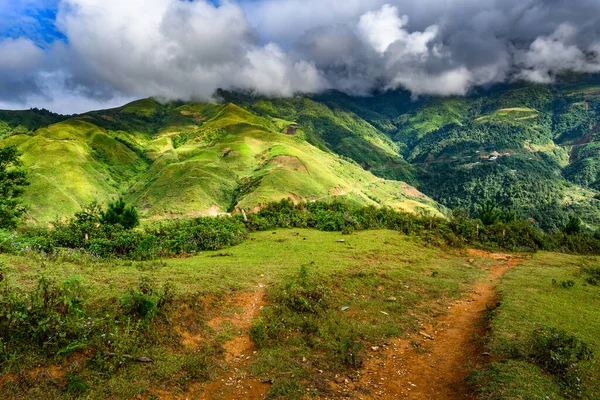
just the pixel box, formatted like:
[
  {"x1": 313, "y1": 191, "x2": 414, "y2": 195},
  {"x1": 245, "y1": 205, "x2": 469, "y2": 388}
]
[
  {"x1": 157, "y1": 285, "x2": 270, "y2": 400},
  {"x1": 353, "y1": 250, "x2": 526, "y2": 399}
]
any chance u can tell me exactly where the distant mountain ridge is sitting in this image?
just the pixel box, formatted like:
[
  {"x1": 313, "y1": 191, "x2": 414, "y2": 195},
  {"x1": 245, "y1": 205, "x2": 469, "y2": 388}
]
[{"x1": 2, "y1": 76, "x2": 600, "y2": 230}]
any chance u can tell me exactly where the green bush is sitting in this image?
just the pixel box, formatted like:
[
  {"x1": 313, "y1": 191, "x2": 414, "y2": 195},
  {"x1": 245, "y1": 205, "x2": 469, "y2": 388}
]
[
  {"x1": 0, "y1": 268, "x2": 175, "y2": 372},
  {"x1": 529, "y1": 326, "x2": 594, "y2": 396},
  {"x1": 0, "y1": 273, "x2": 89, "y2": 360},
  {"x1": 120, "y1": 277, "x2": 174, "y2": 319},
  {"x1": 581, "y1": 265, "x2": 600, "y2": 285},
  {"x1": 2, "y1": 198, "x2": 599, "y2": 260}
]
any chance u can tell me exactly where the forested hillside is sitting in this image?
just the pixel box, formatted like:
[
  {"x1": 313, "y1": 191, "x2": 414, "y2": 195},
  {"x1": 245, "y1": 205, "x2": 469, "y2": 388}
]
[
  {"x1": 1, "y1": 77, "x2": 600, "y2": 230},
  {"x1": 223, "y1": 77, "x2": 600, "y2": 232}
]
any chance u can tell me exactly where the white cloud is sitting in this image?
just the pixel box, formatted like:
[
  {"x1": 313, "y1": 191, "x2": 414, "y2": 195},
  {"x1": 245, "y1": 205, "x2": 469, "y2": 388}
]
[
  {"x1": 4, "y1": 0, "x2": 600, "y2": 112},
  {"x1": 516, "y1": 24, "x2": 600, "y2": 83},
  {"x1": 0, "y1": 37, "x2": 44, "y2": 70},
  {"x1": 358, "y1": 4, "x2": 410, "y2": 53}
]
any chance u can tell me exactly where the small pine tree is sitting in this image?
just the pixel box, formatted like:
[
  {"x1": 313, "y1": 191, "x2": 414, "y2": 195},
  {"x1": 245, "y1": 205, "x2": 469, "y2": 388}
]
[
  {"x1": 101, "y1": 197, "x2": 139, "y2": 230},
  {"x1": 478, "y1": 199, "x2": 501, "y2": 226}
]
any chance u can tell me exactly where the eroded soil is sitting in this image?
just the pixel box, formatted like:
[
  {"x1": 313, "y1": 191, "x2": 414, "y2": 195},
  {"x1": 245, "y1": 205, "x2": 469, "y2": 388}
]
[{"x1": 159, "y1": 285, "x2": 270, "y2": 399}]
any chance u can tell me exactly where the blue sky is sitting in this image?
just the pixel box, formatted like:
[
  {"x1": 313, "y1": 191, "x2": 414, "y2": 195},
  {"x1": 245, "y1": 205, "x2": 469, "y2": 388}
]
[
  {"x1": 0, "y1": 0, "x2": 226, "y2": 47},
  {"x1": 0, "y1": 0, "x2": 66, "y2": 47},
  {"x1": 1, "y1": 0, "x2": 600, "y2": 114}
]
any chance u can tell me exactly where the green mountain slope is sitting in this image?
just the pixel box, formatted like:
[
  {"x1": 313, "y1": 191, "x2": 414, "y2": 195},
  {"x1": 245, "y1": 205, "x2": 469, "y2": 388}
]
[
  {"x1": 263, "y1": 79, "x2": 600, "y2": 232},
  {"x1": 2, "y1": 76, "x2": 600, "y2": 230},
  {"x1": 0, "y1": 99, "x2": 438, "y2": 222}
]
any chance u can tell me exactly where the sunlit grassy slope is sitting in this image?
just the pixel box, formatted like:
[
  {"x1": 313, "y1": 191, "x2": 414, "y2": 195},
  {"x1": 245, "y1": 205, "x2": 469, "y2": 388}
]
[
  {"x1": 127, "y1": 102, "x2": 438, "y2": 217},
  {"x1": 0, "y1": 99, "x2": 438, "y2": 222},
  {"x1": 474, "y1": 252, "x2": 600, "y2": 399},
  {"x1": 2, "y1": 76, "x2": 600, "y2": 227},
  {"x1": 2, "y1": 119, "x2": 148, "y2": 221}
]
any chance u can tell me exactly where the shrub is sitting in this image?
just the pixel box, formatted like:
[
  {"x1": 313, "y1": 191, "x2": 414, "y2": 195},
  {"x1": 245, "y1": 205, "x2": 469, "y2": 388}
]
[
  {"x1": 0, "y1": 273, "x2": 89, "y2": 359},
  {"x1": 120, "y1": 277, "x2": 173, "y2": 319},
  {"x1": 581, "y1": 265, "x2": 600, "y2": 285},
  {"x1": 337, "y1": 332, "x2": 364, "y2": 368},
  {"x1": 279, "y1": 265, "x2": 328, "y2": 314},
  {"x1": 2, "y1": 199, "x2": 600, "y2": 260},
  {"x1": 529, "y1": 326, "x2": 594, "y2": 396},
  {"x1": 563, "y1": 216, "x2": 582, "y2": 235}
]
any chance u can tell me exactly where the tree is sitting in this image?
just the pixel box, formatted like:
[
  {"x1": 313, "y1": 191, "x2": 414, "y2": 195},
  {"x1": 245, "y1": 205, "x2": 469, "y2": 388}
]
[
  {"x1": 500, "y1": 207, "x2": 517, "y2": 223},
  {"x1": 478, "y1": 199, "x2": 501, "y2": 226},
  {"x1": 0, "y1": 146, "x2": 28, "y2": 229},
  {"x1": 100, "y1": 197, "x2": 139, "y2": 230},
  {"x1": 563, "y1": 215, "x2": 582, "y2": 235}
]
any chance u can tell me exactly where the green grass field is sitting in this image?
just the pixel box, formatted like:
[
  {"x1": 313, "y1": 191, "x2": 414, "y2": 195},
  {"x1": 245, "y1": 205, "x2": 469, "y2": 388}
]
[
  {"x1": 1, "y1": 228, "x2": 599, "y2": 399},
  {"x1": 0, "y1": 229, "x2": 486, "y2": 399},
  {"x1": 473, "y1": 252, "x2": 600, "y2": 399}
]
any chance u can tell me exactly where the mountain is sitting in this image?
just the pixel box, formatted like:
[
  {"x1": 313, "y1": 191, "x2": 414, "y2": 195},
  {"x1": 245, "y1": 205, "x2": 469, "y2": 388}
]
[
  {"x1": 219, "y1": 78, "x2": 600, "y2": 232},
  {"x1": 0, "y1": 98, "x2": 438, "y2": 223},
  {"x1": 1, "y1": 76, "x2": 600, "y2": 230}
]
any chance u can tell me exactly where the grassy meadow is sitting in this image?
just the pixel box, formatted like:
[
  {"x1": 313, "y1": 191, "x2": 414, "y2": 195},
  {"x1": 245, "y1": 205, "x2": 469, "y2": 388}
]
[
  {"x1": 0, "y1": 229, "x2": 487, "y2": 399},
  {"x1": 473, "y1": 252, "x2": 600, "y2": 400}
]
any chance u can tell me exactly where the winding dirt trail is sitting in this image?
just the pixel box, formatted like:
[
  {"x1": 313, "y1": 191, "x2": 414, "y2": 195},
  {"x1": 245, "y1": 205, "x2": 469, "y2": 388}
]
[{"x1": 353, "y1": 250, "x2": 526, "y2": 400}]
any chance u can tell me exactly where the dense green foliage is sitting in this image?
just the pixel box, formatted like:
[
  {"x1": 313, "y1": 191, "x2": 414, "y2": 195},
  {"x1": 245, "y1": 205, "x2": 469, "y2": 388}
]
[
  {"x1": 0, "y1": 146, "x2": 28, "y2": 229},
  {"x1": 2, "y1": 199, "x2": 598, "y2": 261}
]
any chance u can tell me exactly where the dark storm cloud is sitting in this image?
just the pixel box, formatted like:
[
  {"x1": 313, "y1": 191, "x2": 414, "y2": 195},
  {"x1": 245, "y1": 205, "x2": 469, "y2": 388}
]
[{"x1": 2, "y1": 0, "x2": 600, "y2": 113}]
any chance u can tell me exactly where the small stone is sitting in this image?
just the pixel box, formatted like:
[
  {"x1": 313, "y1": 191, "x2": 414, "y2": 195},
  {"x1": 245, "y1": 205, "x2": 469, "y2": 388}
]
[
  {"x1": 371, "y1": 346, "x2": 380, "y2": 351},
  {"x1": 386, "y1": 297, "x2": 397, "y2": 302}
]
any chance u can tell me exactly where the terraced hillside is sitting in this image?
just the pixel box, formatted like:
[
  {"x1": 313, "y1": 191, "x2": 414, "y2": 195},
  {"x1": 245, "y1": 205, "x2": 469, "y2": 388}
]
[{"x1": 0, "y1": 99, "x2": 438, "y2": 222}]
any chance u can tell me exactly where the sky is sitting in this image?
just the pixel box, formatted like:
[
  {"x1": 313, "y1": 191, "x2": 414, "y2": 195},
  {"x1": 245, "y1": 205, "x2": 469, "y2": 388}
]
[{"x1": 2, "y1": 0, "x2": 600, "y2": 114}]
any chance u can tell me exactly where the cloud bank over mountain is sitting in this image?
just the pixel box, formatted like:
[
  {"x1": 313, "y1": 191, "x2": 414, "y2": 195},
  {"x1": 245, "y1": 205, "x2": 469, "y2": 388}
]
[{"x1": 2, "y1": 0, "x2": 600, "y2": 113}]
